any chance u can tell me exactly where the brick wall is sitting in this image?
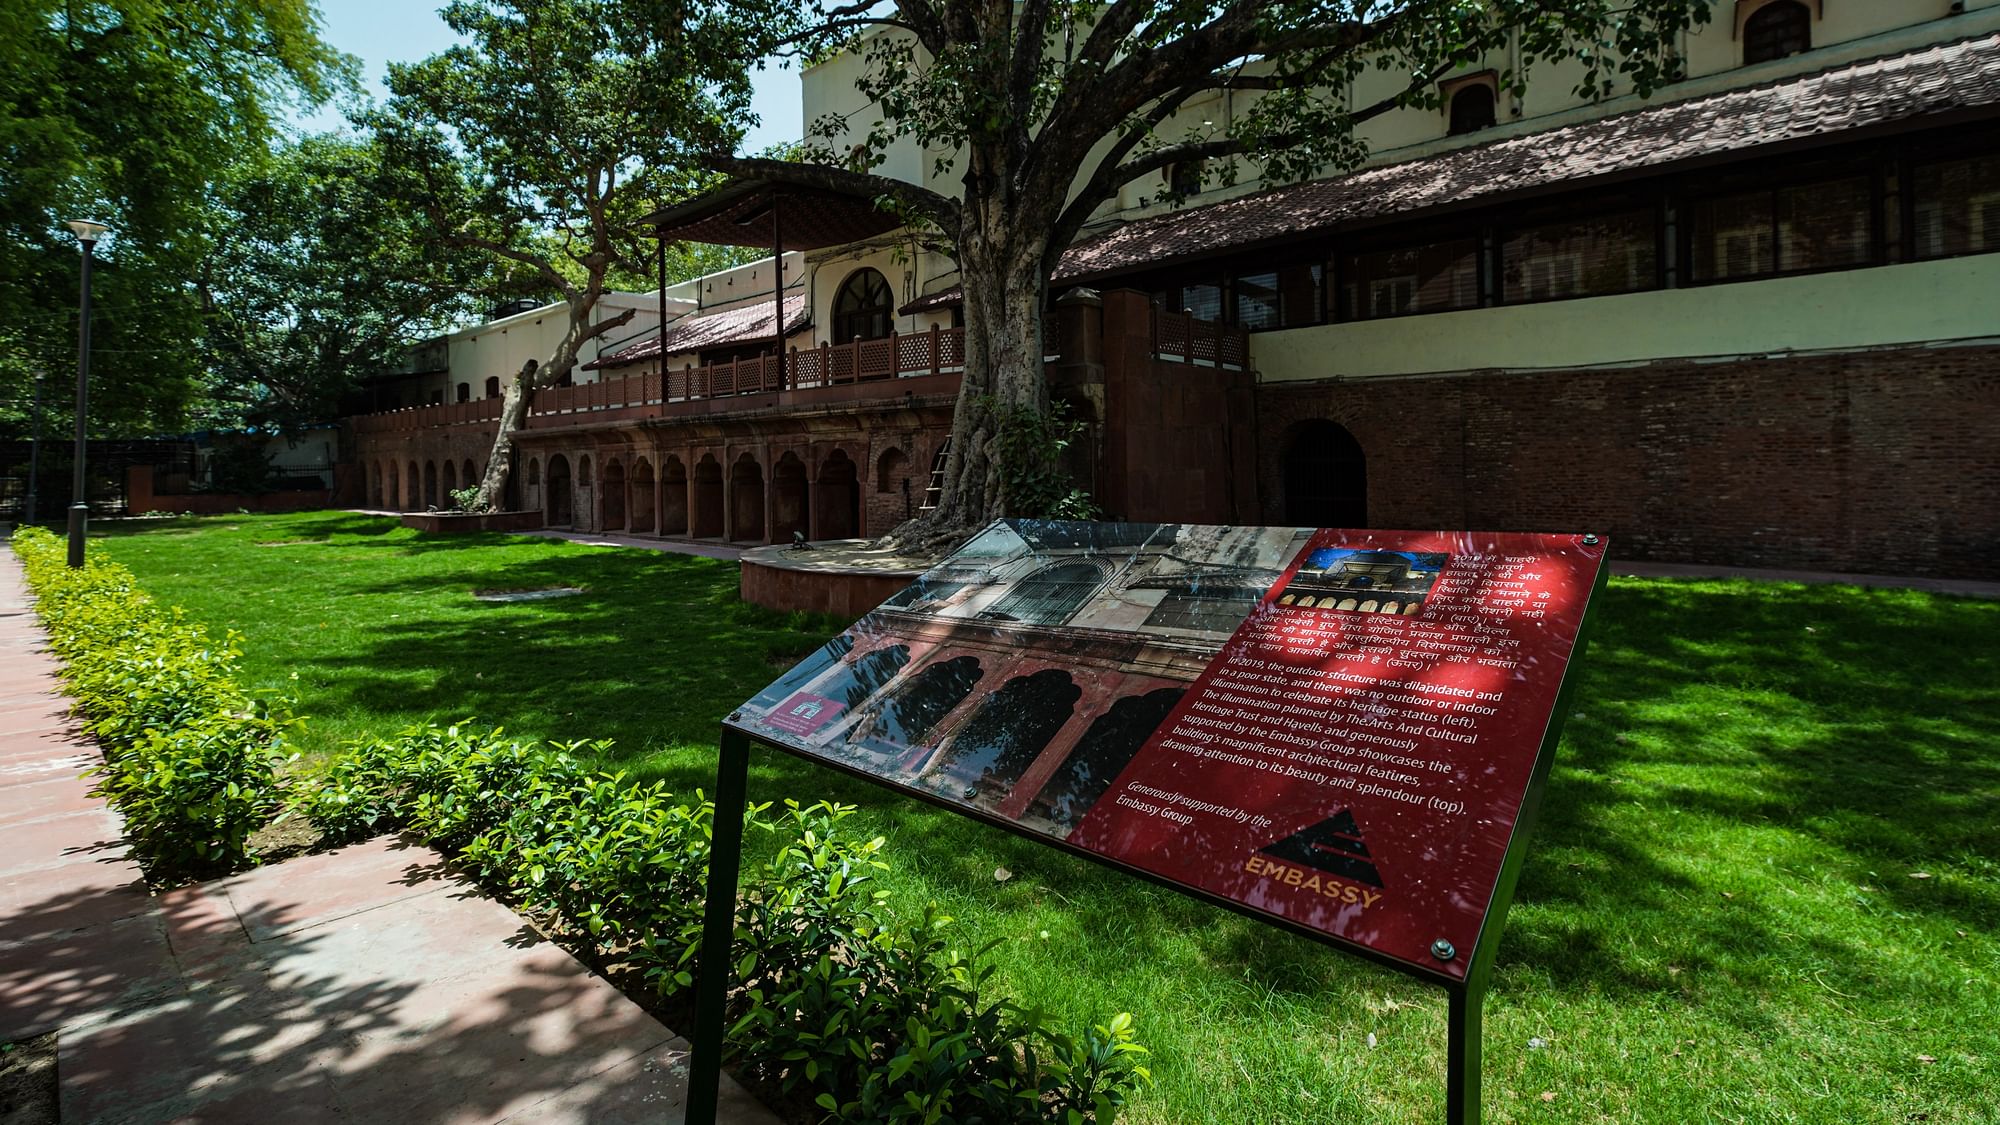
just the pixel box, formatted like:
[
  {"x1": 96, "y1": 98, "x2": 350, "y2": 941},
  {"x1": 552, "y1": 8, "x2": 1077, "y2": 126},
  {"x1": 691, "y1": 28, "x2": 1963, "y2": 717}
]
[{"x1": 1255, "y1": 344, "x2": 2000, "y2": 579}]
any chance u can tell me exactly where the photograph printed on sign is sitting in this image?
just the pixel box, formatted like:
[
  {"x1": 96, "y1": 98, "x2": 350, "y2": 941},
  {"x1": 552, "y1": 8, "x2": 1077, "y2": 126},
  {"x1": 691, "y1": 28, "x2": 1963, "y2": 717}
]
[{"x1": 735, "y1": 519, "x2": 1313, "y2": 836}]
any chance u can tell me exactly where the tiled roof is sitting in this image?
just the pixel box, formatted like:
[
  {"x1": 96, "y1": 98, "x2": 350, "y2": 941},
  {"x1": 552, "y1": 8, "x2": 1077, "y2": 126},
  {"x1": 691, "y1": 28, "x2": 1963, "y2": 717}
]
[
  {"x1": 901, "y1": 32, "x2": 2000, "y2": 312},
  {"x1": 588, "y1": 293, "x2": 808, "y2": 369}
]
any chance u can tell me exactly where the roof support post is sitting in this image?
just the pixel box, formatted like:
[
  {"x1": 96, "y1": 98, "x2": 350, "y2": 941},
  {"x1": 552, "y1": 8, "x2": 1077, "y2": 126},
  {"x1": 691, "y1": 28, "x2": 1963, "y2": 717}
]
[{"x1": 771, "y1": 194, "x2": 786, "y2": 390}]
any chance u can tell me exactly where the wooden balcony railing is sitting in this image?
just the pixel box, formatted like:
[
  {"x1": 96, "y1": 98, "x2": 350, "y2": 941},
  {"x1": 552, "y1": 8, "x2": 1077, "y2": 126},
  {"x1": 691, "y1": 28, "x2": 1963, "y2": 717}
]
[
  {"x1": 351, "y1": 326, "x2": 967, "y2": 433},
  {"x1": 1152, "y1": 308, "x2": 1250, "y2": 370}
]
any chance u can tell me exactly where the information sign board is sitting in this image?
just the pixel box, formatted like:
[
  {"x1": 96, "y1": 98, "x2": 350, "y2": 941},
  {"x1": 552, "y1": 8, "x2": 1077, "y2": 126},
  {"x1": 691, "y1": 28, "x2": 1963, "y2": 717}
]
[{"x1": 724, "y1": 520, "x2": 1607, "y2": 981}]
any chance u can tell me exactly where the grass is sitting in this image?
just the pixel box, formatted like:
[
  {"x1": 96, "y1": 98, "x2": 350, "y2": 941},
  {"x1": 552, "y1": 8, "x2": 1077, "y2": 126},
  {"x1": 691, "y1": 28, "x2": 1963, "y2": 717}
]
[{"x1": 90, "y1": 511, "x2": 2000, "y2": 1124}]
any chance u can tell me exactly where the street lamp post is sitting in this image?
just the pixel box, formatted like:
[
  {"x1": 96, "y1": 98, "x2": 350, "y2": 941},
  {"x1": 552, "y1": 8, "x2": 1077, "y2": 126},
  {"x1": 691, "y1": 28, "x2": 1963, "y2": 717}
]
[{"x1": 65, "y1": 219, "x2": 109, "y2": 568}]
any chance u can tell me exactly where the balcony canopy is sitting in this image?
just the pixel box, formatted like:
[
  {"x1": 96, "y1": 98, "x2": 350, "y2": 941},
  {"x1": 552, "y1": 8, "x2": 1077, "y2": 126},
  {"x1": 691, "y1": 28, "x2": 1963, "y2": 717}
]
[{"x1": 642, "y1": 177, "x2": 905, "y2": 250}]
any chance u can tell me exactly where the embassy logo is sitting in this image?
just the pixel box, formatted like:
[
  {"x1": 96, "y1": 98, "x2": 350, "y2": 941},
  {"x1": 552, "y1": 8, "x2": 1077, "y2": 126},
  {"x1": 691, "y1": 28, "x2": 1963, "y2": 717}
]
[{"x1": 1256, "y1": 809, "x2": 1384, "y2": 888}]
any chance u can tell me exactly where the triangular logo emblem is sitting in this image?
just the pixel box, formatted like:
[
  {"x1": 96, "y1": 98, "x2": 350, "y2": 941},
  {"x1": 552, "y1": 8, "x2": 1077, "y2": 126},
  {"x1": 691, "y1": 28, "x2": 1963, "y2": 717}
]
[{"x1": 1258, "y1": 809, "x2": 1384, "y2": 887}]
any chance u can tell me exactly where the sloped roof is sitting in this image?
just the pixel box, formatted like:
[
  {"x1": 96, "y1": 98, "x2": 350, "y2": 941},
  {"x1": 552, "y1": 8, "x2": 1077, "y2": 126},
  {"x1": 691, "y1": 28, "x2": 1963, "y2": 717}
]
[
  {"x1": 902, "y1": 31, "x2": 2000, "y2": 312},
  {"x1": 587, "y1": 294, "x2": 809, "y2": 370}
]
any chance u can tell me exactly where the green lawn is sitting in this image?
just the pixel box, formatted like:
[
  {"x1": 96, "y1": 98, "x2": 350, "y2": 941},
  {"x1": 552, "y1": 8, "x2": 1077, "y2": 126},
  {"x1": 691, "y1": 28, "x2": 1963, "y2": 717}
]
[{"x1": 93, "y1": 512, "x2": 2000, "y2": 1124}]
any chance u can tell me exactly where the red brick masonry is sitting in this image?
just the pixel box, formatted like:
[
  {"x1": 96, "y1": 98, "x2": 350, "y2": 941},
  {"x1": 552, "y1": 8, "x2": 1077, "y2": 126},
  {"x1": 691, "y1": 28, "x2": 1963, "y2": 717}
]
[{"x1": 1256, "y1": 343, "x2": 2000, "y2": 580}]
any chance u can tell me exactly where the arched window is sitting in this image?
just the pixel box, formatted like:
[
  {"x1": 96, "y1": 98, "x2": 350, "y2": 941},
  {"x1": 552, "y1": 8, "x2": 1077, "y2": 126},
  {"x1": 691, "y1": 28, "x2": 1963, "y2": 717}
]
[
  {"x1": 1282, "y1": 420, "x2": 1367, "y2": 528},
  {"x1": 527, "y1": 458, "x2": 541, "y2": 486},
  {"x1": 1448, "y1": 84, "x2": 1496, "y2": 136},
  {"x1": 983, "y1": 561, "x2": 1104, "y2": 627},
  {"x1": 832, "y1": 268, "x2": 894, "y2": 342},
  {"x1": 1743, "y1": 1, "x2": 1810, "y2": 64},
  {"x1": 484, "y1": 376, "x2": 501, "y2": 398},
  {"x1": 455, "y1": 382, "x2": 470, "y2": 403}
]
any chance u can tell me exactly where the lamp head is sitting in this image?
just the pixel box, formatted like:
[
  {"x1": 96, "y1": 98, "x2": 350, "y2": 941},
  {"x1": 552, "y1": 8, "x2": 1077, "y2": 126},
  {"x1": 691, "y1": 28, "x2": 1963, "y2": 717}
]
[{"x1": 66, "y1": 219, "x2": 110, "y2": 247}]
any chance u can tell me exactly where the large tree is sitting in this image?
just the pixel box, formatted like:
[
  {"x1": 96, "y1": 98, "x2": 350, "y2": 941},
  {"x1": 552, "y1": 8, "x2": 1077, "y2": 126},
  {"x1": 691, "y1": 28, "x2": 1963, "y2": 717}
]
[
  {"x1": 376, "y1": 0, "x2": 758, "y2": 509},
  {"x1": 197, "y1": 135, "x2": 496, "y2": 431},
  {"x1": 0, "y1": 0, "x2": 347, "y2": 437},
  {"x1": 721, "y1": 0, "x2": 1710, "y2": 543}
]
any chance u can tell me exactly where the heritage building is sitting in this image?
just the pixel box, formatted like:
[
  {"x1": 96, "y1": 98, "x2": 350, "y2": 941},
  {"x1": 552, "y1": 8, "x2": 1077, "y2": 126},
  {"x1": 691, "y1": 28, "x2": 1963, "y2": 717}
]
[{"x1": 350, "y1": 1, "x2": 2000, "y2": 579}]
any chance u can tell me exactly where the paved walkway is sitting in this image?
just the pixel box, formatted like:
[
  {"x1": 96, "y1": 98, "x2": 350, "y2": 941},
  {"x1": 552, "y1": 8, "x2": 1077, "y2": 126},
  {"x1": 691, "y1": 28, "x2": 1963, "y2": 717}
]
[
  {"x1": 347, "y1": 510, "x2": 747, "y2": 562},
  {"x1": 0, "y1": 555, "x2": 776, "y2": 1124}
]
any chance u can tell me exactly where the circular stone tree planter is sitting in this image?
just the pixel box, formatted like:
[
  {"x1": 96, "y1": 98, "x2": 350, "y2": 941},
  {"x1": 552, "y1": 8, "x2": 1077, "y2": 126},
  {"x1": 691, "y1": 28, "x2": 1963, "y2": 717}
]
[
  {"x1": 739, "y1": 540, "x2": 939, "y2": 617},
  {"x1": 400, "y1": 511, "x2": 547, "y2": 534}
]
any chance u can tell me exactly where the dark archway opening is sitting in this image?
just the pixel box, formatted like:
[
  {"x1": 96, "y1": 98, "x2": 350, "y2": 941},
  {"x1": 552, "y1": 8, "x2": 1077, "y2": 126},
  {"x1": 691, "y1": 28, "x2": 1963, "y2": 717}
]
[
  {"x1": 692, "y1": 455, "x2": 724, "y2": 538},
  {"x1": 925, "y1": 668, "x2": 1082, "y2": 810},
  {"x1": 1448, "y1": 84, "x2": 1496, "y2": 135},
  {"x1": 815, "y1": 449, "x2": 860, "y2": 540},
  {"x1": 441, "y1": 460, "x2": 458, "y2": 501},
  {"x1": 729, "y1": 453, "x2": 765, "y2": 542},
  {"x1": 849, "y1": 655, "x2": 984, "y2": 765},
  {"x1": 630, "y1": 457, "x2": 656, "y2": 534},
  {"x1": 771, "y1": 452, "x2": 809, "y2": 543},
  {"x1": 661, "y1": 456, "x2": 689, "y2": 535},
  {"x1": 546, "y1": 454, "x2": 573, "y2": 526},
  {"x1": 602, "y1": 459, "x2": 627, "y2": 530},
  {"x1": 1282, "y1": 420, "x2": 1367, "y2": 528},
  {"x1": 423, "y1": 461, "x2": 438, "y2": 510},
  {"x1": 1026, "y1": 688, "x2": 1185, "y2": 833},
  {"x1": 405, "y1": 463, "x2": 419, "y2": 512}
]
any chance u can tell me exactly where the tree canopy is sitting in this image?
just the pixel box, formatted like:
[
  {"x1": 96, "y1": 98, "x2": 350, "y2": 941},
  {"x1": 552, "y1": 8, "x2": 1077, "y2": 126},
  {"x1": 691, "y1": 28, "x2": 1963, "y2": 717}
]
[
  {"x1": 0, "y1": 0, "x2": 350, "y2": 437},
  {"x1": 375, "y1": 0, "x2": 765, "y2": 506},
  {"x1": 719, "y1": 0, "x2": 1712, "y2": 539}
]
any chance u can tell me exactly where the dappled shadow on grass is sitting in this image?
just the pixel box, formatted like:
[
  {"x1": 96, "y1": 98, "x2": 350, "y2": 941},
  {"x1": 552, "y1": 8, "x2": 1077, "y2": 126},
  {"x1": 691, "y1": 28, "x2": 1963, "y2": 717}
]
[{"x1": 91, "y1": 516, "x2": 2000, "y2": 1118}]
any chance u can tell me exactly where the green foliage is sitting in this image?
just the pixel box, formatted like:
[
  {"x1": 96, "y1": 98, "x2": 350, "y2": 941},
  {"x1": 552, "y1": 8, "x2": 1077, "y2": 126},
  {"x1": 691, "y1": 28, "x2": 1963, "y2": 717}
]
[
  {"x1": 291, "y1": 726, "x2": 1148, "y2": 1120},
  {"x1": 12, "y1": 527, "x2": 287, "y2": 879},
  {"x1": 200, "y1": 134, "x2": 494, "y2": 430},
  {"x1": 449, "y1": 485, "x2": 488, "y2": 514},
  {"x1": 983, "y1": 396, "x2": 1101, "y2": 521},
  {"x1": 0, "y1": 0, "x2": 349, "y2": 436}
]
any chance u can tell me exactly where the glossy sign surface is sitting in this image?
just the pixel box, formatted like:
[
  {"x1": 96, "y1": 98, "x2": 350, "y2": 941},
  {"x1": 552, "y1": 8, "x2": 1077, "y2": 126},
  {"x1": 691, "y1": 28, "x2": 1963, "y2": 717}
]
[{"x1": 729, "y1": 520, "x2": 1606, "y2": 980}]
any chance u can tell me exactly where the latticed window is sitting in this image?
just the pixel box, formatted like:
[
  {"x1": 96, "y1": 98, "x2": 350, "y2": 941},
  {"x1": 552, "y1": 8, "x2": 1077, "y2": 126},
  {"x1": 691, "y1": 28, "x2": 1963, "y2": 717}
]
[
  {"x1": 1448, "y1": 85, "x2": 1496, "y2": 135},
  {"x1": 983, "y1": 562, "x2": 1104, "y2": 626},
  {"x1": 1502, "y1": 209, "x2": 1659, "y2": 303},
  {"x1": 1911, "y1": 153, "x2": 2000, "y2": 260},
  {"x1": 833, "y1": 268, "x2": 893, "y2": 342},
  {"x1": 1744, "y1": 2, "x2": 1811, "y2": 65},
  {"x1": 1337, "y1": 238, "x2": 1479, "y2": 320},
  {"x1": 1688, "y1": 175, "x2": 1873, "y2": 282}
]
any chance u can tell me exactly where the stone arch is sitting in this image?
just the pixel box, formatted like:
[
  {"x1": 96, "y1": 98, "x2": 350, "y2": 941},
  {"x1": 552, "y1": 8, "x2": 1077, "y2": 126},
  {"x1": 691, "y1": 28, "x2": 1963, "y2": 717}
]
[
  {"x1": 1027, "y1": 687, "x2": 1185, "y2": 833},
  {"x1": 463, "y1": 459, "x2": 476, "y2": 488},
  {"x1": 527, "y1": 457, "x2": 541, "y2": 486},
  {"x1": 423, "y1": 460, "x2": 438, "y2": 510},
  {"x1": 692, "y1": 454, "x2": 724, "y2": 538},
  {"x1": 729, "y1": 452, "x2": 765, "y2": 542},
  {"x1": 661, "y1": 455, "x2": 689, "y2": 536},
  {"x1": 630, "y1": 456, "x2": 656, "y2": 534},
  {"x1": 405, "y1": 462, "x2": 419, "y2": 511},
  {"x1": 1282, "y1": 420, "x2": 1367, "y2": 528},
  {"x1": 847, "y1": 654, "x2": 984, "y2": 764},
  {"x1": 602, "y1": 457, "x2": 627, "y2": 531},
  {"x1": 771, "y1": 452, "x2": 808, "y2": 543},
  {"x1": 816, "y1": 449, "x2": 860, "y2": 540},
  {"x1": 441, "y1": 459, "x2": 458, "y2": 499},
  {"x1": 876, "y1": 447, "x2": 907, "y2": 493},
  {"x1": 926, "y1": 668, "x2": 1082, "y2": 810},
  {"x1": 546, "y1": 454, "x2": 573, "y2": 526}
]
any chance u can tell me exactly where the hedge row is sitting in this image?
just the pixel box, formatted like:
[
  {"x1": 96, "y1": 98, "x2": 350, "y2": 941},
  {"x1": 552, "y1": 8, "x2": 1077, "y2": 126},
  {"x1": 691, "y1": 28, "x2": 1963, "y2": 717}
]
[
  {"x1": 14, "y1": 529, "x2": 1151, "y2": 1122},
  {"x1": 297, "y1": 725, "x2": 1151, "y2": 1121},
  {"x1": 14, "y1": 527, "x2": 286, "y2": 879}
]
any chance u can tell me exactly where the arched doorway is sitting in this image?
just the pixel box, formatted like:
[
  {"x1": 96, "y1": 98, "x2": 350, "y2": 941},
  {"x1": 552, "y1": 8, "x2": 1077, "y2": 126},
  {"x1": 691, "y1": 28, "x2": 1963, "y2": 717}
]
[
  {"x1": 546, "y1": 454, "x2": 573, "y2": 526},
  {"x1": 771, "y1": 452, "x2": 809, "y2": 543},
  {"x1": 1282, "y1": 420, "x2": 1367, "y2": 528},
  {"x1": 816, "y1": 449, "x2": 860, "y2": 539},
  {"x1": 441, "y1": 460, "x2": 458, "y2": 500},
  {"x1": 729, "y1": 452, "x2": 764, "y2": 542},
  {"x1": 423, "y1": 461, "x2": 439, "y2": 509},
  {"x1": 405, "y1": 462, "x2": 419, "y2": 511},
  {"x1": 924, "y1": 668, "x2": 1082, "y2": 810},
  {"x1": 832, "y1": 267, "x2": 894, "y2": 343},
  {"x1": 661, "y1": 456, "x2": 689, "y2": 535},
  {"x1": 630, "y1": 457, "x2": 656, "y2": 534},
  {"x1": 369, "y1": 462, "x2": 383, "y2": 508},
  {"x1": 463, "y1": 459, "x2": 477, "y2": 488},
  {"x1": 602, "y1": 458, "x2": 626, "y2": 530},
  {"x1": 692, "y1": 454, "x2": 724, "y2": 538}
]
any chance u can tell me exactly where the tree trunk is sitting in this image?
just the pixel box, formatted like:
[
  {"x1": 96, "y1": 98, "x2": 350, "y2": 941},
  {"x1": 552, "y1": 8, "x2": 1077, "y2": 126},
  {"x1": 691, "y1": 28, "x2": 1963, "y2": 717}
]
[
  {"x1": 472, "y1": 294, "x2": 632, "y2": 511},
  {"x1": 886, "y1": 200, "x2": 1052, "y2": 552}
]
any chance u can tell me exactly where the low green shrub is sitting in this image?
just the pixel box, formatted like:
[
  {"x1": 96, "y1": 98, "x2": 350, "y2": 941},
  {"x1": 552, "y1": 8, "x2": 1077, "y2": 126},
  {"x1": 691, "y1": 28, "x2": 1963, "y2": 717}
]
[{"x1": 13, "y1": 527, "x2": 288, "y2": 880}]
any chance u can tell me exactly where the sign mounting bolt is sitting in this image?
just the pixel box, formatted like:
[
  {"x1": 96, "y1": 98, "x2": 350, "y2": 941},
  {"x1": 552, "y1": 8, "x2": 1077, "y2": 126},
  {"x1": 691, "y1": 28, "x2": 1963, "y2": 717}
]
[
  {"x1": 1581, "y1": 534, "x2": 1600, "y2": 546},
  {"x1": 1430, "y1": 939, "x2": 1457, "y2": 962}
]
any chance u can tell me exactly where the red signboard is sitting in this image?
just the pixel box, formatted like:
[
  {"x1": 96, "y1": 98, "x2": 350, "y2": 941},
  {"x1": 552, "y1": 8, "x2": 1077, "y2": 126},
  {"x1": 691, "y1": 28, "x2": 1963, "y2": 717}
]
[
  {"x1": 1067, "y1": 530, "x2": 1605, "y2": 979},
  {"x1": 727, "y1": 521, "x2": 1606, "y2": 981}
]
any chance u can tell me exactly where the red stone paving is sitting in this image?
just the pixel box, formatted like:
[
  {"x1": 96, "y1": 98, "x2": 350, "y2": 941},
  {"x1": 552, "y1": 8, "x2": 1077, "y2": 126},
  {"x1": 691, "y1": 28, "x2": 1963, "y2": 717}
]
[{"x1": 0, "y1": 548, "x2": 777, "y2": 1124}]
